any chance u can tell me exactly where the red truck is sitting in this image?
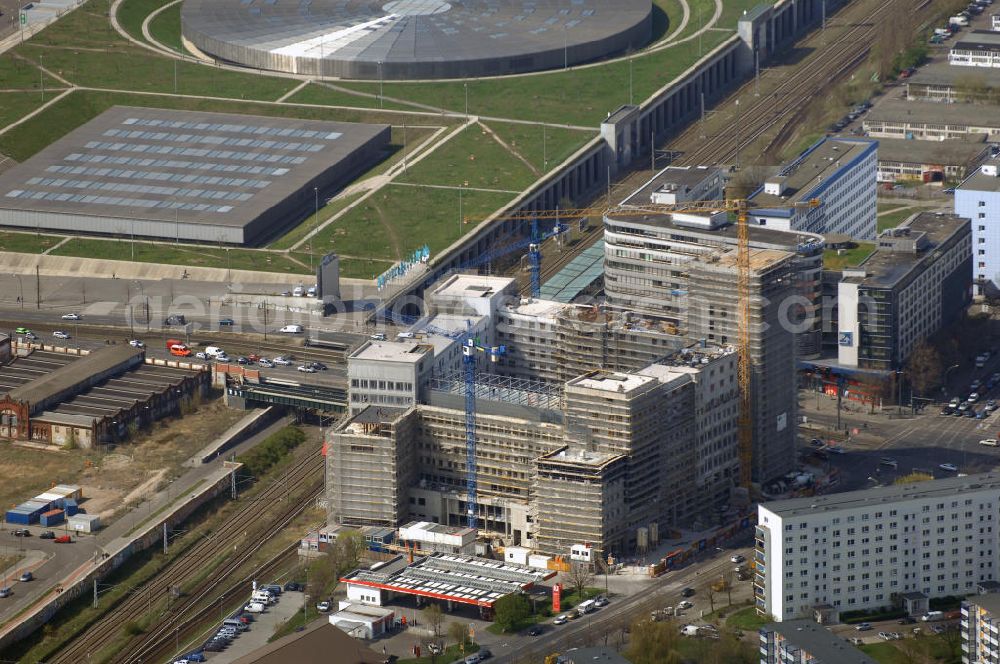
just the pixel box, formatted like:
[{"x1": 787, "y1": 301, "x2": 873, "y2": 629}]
[{"x1": 166, "y1": 338, "x2": 191, "y2": 357}]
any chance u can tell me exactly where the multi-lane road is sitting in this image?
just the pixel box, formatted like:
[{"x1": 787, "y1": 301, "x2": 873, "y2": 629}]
[{"x1": 493, "y1": 544, "x2": 755, "y2": 663}]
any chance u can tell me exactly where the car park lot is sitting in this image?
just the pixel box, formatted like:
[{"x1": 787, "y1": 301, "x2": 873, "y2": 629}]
[{"x1": 175, "y1": 588, "x2": 303, "y2": 663}]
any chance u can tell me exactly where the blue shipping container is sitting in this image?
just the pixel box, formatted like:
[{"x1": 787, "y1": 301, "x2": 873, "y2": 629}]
[
  {"x1": 64, "y1": 500, "x2": 79, "y2": 517},
  {"x1": 5, "y1": 510, "x2": 33, "y2": 525},
  {"x1": 40, "y1": 509, "x2": 64, "y2": 526}
]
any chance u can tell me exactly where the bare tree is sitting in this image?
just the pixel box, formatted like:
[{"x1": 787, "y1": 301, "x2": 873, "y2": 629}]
[
  {"x1": 565, "y1": 563, "x2": 594, "y2": 601},
  {"x1": 426, "y1": 604, "x2": 444, "y2": 638},
  {"x1": 906, "y1": 341, "x2": 943, "y2": 396}
]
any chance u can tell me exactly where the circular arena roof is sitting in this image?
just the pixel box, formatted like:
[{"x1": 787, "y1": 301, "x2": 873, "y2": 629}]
[{"x1": 181, "y1": 0, "x2": 653, "y2": 80}]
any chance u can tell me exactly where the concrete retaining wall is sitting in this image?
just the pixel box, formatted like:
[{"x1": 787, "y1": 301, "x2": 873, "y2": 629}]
[{"x1": 197, "y1": 406, "x2": 285, "y2": 464}]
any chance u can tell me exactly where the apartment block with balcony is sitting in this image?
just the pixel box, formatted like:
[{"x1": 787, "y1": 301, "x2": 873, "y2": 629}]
[
  {"x1": 759, "y1": 620, "x2": 876, "y2": 663},
  {"x1": 755, "y1": 473, "x2": 1000, "y2": 622},
  {"x1": 962, "y1": 593, "x2": 1000, "y2": 664}
]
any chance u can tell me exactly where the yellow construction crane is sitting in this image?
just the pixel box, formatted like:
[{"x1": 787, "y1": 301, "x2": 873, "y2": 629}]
[{"x1": 465, "y1": 197, "x2": 819, "y2": 491}]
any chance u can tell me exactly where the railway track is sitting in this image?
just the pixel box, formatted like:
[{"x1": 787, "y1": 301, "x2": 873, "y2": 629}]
[
  {"x1": 132, "y1": 542, "x2": 301, "y2": 664},
  {"x1": 518, "y1": 0, "x2": 932, "y2": 293},
  {"x1": 48, "y1": 442, "x2": 324, "y2": 664}
]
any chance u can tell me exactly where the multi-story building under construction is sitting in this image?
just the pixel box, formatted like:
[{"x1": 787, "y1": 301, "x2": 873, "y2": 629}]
[{"x1": 330, "y1": 342, "x2": 739, "y2": 556}]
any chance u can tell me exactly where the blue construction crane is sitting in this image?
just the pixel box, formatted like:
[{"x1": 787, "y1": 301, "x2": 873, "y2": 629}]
[
  {"x1": 457, "y1": 218, "x2": 568, "y2": 298},
  {"x1": 378, "y1": 311, "x2": 505, "y2": 531},
  {"x1": 462, "y1": 323, "x2": 505, "y2": 529}
]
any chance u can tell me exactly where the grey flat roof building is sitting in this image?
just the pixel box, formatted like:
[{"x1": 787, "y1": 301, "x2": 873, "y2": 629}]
[
  {"x1": 874, "y1": 136, "x2": 989, "y2": 165},
  {"x1": 760, "y1": 620, "x2": 877, "y2": 663},
  {"x1": 959, "y1": 159, "x2": 1000, "y2": 192},
  {"x1": 866, "y1": 98, "x2": 1000, "y2": 129},
  {"x1": 761, "y1": 471, "x2": 1000, "y2": 519},
  {"x1": 182, "y1": 0, "x2": 652, "y2": 80},
  {"x1": 0, "y1": 106, "x2": 390, "y2": 245}
]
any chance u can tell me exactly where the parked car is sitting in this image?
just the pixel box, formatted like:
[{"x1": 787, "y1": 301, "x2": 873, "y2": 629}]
[
  {"x1": 18, "y1": 571, "x2": 32, "y2": 582},
  {"x1": 478, "y1": 648, "x2": 493, "y2": 660},
  {"x1": 940, "y1": 406, "x2": 954, "y2": 416},
  {"x1": 219, "y1": 318, "x2": 235, "y2": 326},
  {"x1": 11, "y1": 529, "x2": 30, "y2": 537},
  {"x1": 297, "y1": 365, "x2": 317, "y2": 373},
  {"x1": 236, "y1": 356, "x2": 250, "y2": 365},
  {"x1": 594, "y1": 596, "x2": 609, "y2": 607},
  {"x1": 54, "y1": 535, "x2": 72, "y2": 543},
  {"x1": 14, "y1": 327, "x2": 30, "y2": 334},
  {"x1": 681, "y1": 587, "x2": 695, "y2": 597},
  {"x1": 308, "y1": 362, "x2": 328, "y2": 371},
  {"x1": 855, "y1": 622, "x2": 872, "y2": 631},
  {"x1": 316, "y1": 601, "x2": 331, "y2": 612},
  {"x1": 527, "y1": 625, "x2": 543, "y2": 636},
  {"x1": 553, "y1": 614, "x2": 569, "y2": 625},
  {"x1": 61, "y1": 313, "x2": 81, "y2": 320},
  {"x1": 273, "y1": 356, "x2": 293, "y2": 366},
  {"x1": 283, "y1": 582, "x2": 302, "y2": 592},
  {"x1": 981, "y1": 438, "x2": 1000, "y2": 447},
  {"x1": 898, "y1": 616, "x2": 917, "y2": 624},
  {"x1": 257, "y1": 359, "x2": 275, "y2": 368},
  {"x1": 53, "y1": 330, "x2": 70, "y2": 339},
  {"x1": 164, "y1": 314, "x2": 186, "y2": 325},
  {"x1": 730, "y1": 554, "x2": 746, "y2": 564},
  {"x1": 677, "y1": 600, "x2": 693, "y2": 610},
  {"x1": 129, "y1": 339, "x2": 144, "y2": 348},
  {"x1": 195, "y1": 352, "x2": 209, "y2": 360},
  {"x1": 0, "y1": 588, "x2": 11, "y2": 598},
  {"x1": 39, "y1": 531, "x2": 55, "y2": 539},
  {"x1": 370, "y1": 333, "x2": 387, "y2": 341},
  {"x1": 940, "y1": 463, "x2": 959, "y2": 472}
]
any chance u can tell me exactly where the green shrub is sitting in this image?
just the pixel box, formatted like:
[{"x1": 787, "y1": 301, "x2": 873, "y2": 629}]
[{"x1": 237, "y1": 426, "x2": 306, "y2": 476}]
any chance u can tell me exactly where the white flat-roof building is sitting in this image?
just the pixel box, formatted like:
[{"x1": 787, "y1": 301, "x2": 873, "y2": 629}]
[
  {"x1": 949, "y1": 31, "x2": 1000, "y2": 68},
  {"x1": 956, "y1": 161, "x2": 1000, "y2": 295},
  {"x1": 755, "y1": 473, "x2": 1000, "y2": 622},
  {"x1": 748, "y1": 137, "x2": 878, "y2": 240},
  {"x1": 619, "y1": 165, "x2": 724, "y2": 207},
  {"x1": 428, "y1": 274, "x2": 517, "y2": 319},
  {"x1": 398, "y1": 521, "x2": 476, "y2": 554},
  {"x1": 330, "y1": 602, "x2": 395, "y2": 639},
  {"x1": 347, "y1": 341, "x2": 434, "y2": 414}
]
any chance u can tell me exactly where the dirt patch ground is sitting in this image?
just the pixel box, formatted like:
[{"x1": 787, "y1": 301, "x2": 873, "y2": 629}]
[{"x1": 0, "y1": 394, "x2": 246, "y2": 520}]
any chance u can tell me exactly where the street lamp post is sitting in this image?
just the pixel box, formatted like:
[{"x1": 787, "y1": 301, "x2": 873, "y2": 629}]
[
  {"x1": 11, "y1": 274, "x2": 22, "y2": 309},
  {"x1": 896, "y1": 370, "x2": 905, "y2": 414}
]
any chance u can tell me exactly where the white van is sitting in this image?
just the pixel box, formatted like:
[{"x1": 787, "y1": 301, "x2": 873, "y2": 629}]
[
  {"x1": 278, "y1": 324, "x2": 304, "y2": 334},
  {"x1": 921, "y1": 611, "x2": 945, "y2": 622},
  {"x1": 252, "y1": 591, "x2": 275, "y2": 604},
  {"x1": 204, "y1": 346, "x2": 225, "y2": 357},
  {"x1": 397, "y1": 332, "x2": 415, "y2": 339},
  {"x1": 245, "y1": 601, "x2": 267, "y2": 613}
]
